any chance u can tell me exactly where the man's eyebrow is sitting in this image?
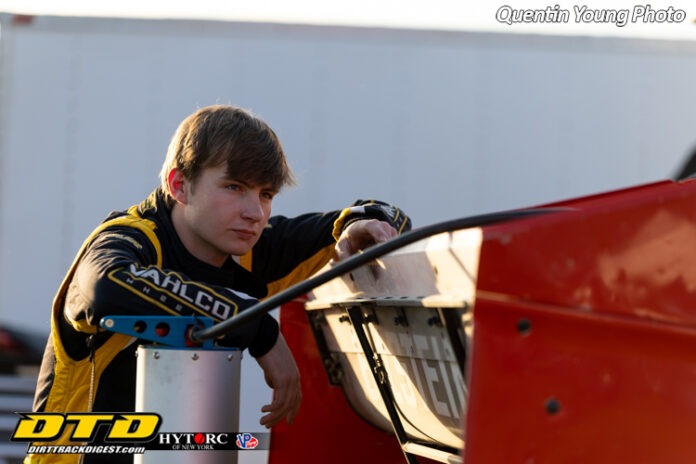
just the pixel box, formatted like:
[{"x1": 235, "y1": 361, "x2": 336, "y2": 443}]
[
  {"x1": 221, "y1": 176, "x2": 250, "y2": 186},
  {"x1": 225, "y1": 177, "x2": 278, "y2": 193},
  {"x1": 226, "y1": 177, "x2": 249, "y2": 185}
]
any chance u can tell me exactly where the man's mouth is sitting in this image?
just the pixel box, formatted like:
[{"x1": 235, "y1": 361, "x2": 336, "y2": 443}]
[{"x1": 232, "y1": 229, "x2": 256, "y2": 240}]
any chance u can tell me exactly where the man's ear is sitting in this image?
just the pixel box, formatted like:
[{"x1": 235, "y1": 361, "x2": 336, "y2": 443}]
[{"x1": 167, "y1": 169, "x2": 188, "y2": 204}]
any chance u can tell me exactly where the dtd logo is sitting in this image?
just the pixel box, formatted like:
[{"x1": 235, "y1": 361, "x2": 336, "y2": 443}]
[{"x1": 12, "y1": 413, "x2": 162, "y2": 442}]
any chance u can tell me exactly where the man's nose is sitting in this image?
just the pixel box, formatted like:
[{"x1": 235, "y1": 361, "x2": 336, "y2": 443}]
[{"x1": 241, "y1": 193, "x2": 264, "y2": 221}]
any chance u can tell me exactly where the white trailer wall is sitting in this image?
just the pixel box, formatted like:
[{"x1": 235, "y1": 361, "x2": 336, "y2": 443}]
[{"x1": 1, "y1": 14, "x2": 696, "y2": 334}]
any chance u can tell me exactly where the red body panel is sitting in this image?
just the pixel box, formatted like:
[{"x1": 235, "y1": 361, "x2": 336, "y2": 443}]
[
  {"x1": 270, "y1": 299, "x2": 406, "y2": 463},
  {"x1": 273, "y1": 179, "x2": 696, "y2": 463},
  {"x1": 466, "y1": 179, "x2": 696, "y2": 463}
]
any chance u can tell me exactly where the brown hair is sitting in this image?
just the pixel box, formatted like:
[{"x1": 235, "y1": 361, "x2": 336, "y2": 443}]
[{"x1": 160, "y1": 105, "x2": 295, "y2": 197}]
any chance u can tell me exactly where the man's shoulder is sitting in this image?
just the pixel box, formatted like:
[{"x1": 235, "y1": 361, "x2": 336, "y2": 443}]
[{"x1": 87, "y1": 194, "x2": 167, "y2": 253}]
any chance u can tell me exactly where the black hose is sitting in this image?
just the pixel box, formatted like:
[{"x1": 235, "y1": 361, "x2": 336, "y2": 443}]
[{"x1": 190, "y1": 207, "x2": 564, "y2": 342}]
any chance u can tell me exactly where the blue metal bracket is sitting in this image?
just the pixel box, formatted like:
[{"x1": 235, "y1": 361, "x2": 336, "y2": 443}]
[{"x1": 99, "y1": 315, "x2": 223, "y2": 349}]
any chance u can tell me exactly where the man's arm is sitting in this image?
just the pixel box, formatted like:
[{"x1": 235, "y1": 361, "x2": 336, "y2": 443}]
[
  {"x1": 255, "y1": 333, "x2": 302, "y2": 428},
  {"x1": 247, "y1": 202, "x2": 410, "y2": 427},
  {"x1": 249, "y1": 200, "x2": 411, "y2": 293},
  {"x1": 66, "y1": 226, "x2": 278, "y2": 357}
]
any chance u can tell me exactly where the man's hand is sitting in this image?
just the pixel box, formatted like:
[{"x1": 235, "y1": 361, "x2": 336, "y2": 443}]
[
  {"x1": 256, "y1": 333, "x2": 302, "y2": 428},
  {"x1": 334, "y1": 219, "x2": 397, "y2": 261}
]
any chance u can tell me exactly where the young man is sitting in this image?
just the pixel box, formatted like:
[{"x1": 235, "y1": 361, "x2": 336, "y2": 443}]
[{"x1": 28, "y1": 105, "x2": 410, "y2": 463}]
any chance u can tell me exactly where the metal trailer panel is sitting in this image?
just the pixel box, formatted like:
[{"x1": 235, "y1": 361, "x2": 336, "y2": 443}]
[{"x1": 1, "y1": 15, "x2": 696, "y2": 333}]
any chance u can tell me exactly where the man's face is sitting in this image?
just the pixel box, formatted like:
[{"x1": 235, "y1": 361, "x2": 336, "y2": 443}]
[{"x1": 170, "y1": 163, "x2": 275, "y2": 266}]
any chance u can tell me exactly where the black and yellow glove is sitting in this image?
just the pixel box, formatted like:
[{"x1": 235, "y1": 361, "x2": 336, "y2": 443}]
[{"x1": 332, "y1": 199, "x2": 412, "y2": 241}]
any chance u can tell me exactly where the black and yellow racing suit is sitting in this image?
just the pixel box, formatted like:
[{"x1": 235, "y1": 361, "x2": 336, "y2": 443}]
[{"x1": 27, "y1": 188, "x2": 410, "y2": 464}]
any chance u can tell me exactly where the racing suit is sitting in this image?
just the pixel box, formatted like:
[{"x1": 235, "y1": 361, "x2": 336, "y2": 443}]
[{"x1": 27, "y1": 188, "x2": 410, "y2": 464}]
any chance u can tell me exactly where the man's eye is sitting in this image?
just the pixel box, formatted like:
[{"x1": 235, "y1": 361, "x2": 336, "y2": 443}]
[{"x1": 226, "y1": 184, "x2": 241, "y2": 191}]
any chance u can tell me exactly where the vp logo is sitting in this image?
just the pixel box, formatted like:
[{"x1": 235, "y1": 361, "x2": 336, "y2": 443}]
[
  {"x1": 12, "y1": 413, "x2": 162, "y2": 442},
  {"x1": 235, "y1": 433, "x2": 259, "y2": 450}
]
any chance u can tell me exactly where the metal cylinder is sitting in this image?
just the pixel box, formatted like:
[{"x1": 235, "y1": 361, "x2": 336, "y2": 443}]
[{"x1": 134, "y1": 345, "x2": 242, "y2": 464}]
